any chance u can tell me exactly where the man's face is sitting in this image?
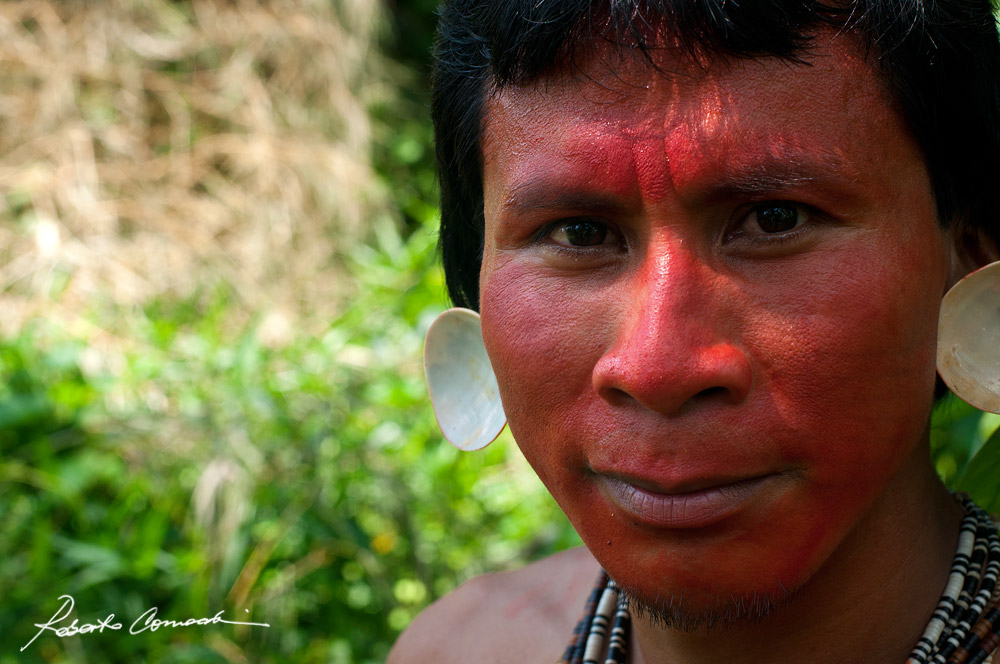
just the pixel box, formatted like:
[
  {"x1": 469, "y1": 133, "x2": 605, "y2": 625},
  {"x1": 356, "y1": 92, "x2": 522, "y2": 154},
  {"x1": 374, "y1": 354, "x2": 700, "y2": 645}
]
[{"x1": 478, "y1": 34, "x2": 953, "y2": 616}]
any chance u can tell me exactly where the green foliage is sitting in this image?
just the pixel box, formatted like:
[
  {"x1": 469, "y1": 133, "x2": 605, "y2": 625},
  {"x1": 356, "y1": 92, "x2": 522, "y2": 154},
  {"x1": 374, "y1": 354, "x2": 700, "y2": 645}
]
[
  {"x1": 955, "y1": 421, "x2": 1000, "y2": 513},
  {"x1": 931, "y1": 395, "x2": 1000, "y2": 489},
  {"x1": 0, "y1": 213, "x2": 579, "y2": 663}
]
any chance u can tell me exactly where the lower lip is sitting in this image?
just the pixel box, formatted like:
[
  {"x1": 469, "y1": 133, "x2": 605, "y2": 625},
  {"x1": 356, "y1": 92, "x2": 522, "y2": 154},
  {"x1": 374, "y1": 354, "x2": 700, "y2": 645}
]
[{"x1": 596, "y1": 474, "x2": 773, "y2": 529}]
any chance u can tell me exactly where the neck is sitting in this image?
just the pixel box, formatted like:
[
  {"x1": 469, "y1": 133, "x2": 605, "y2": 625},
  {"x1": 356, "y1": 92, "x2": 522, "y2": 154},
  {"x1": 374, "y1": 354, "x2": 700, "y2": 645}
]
[{"x1": 629, "y1": 449, "x2": 964, "y2": 664}]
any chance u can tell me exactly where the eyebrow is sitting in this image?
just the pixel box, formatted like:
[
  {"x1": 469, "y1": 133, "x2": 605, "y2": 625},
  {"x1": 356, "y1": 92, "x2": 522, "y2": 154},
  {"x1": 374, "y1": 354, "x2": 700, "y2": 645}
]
[
  {"x1": 500, "y1": 180, "x2": 626, "y2": 216},
  {"x1": 700, "y1": 153, "x2": 855, "y2": 199},
  {"x1": 499, "y1": 150, "x2": 857, "y2": 215}
]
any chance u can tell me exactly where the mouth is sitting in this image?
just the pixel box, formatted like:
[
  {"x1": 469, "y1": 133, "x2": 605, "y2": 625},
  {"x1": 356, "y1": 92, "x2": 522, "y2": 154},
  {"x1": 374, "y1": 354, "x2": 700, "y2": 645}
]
[{"x1": 594, "y1": 471, "x2": 781, "y2": 529}]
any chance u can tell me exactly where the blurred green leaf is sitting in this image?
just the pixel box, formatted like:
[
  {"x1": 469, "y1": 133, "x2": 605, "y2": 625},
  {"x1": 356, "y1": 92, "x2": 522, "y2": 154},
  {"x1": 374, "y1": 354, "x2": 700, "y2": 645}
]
[{"x1": 955, "y1": 425, "x2": 1000, "y2": 513}]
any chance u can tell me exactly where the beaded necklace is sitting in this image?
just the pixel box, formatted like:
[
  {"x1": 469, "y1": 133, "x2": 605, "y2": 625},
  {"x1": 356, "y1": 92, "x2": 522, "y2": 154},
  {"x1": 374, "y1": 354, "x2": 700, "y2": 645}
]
[{"x1": 558, "y1": 495, "x2": 1000, "y2": 664}]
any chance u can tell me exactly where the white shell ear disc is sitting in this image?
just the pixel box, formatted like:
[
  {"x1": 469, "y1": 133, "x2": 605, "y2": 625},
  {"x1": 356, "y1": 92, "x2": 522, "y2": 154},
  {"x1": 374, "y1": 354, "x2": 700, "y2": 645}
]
[
  {"x1": 937, "y1": 260, "x2": 1000, "y2": 414},
  {"x1": 424, "y1": 308, "x2": 507, "y2": 450}
]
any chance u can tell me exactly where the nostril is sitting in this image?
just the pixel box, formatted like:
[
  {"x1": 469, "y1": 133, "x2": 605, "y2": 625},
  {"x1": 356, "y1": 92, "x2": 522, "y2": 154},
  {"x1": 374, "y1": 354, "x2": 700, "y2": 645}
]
[
  {"x1": 601, "y1": 385, "x2": 633, "y2": 406},
  {"x1": 694, "y1": 386, "x2": 729, "y2": 401}
]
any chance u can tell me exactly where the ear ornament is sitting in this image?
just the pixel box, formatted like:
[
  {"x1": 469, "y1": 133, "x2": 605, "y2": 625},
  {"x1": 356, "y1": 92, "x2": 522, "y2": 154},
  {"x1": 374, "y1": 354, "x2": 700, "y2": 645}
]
[
  {"x1": 423, "y1": 307, "x2": 507, "y2": 450},
  {"x1": 937, "y1": 260, "x2": 1000, "y2": 414}
]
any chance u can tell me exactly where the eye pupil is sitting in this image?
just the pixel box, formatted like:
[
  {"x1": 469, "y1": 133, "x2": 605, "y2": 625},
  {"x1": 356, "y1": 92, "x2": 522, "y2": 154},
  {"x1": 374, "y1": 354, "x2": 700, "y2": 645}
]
[
  {"x1": 757, "y1": 203, "x2": 799, "y2": 233},
  {"x1": 564, "y1": 221, "x2": 606, "y2": 246}
]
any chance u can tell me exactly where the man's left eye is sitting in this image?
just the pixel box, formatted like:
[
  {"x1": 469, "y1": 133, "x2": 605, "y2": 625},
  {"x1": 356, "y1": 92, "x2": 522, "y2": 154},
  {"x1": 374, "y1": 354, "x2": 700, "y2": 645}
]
[
  {"x1": 747, "y1": 202, "x2": 807, "y2": 234},
  {"x1": 548, "y1": 219, "x2": 611, "y2": 247}
]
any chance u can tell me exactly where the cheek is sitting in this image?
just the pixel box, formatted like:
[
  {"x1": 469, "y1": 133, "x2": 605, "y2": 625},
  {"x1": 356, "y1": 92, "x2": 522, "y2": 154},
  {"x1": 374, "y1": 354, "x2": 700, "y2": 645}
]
[
  {"x1": 749, "y1": 239, "x2": 945, "y2": 484},
  {"x1": 479, "y1": 259, "x2": 615, "y2": 471}
]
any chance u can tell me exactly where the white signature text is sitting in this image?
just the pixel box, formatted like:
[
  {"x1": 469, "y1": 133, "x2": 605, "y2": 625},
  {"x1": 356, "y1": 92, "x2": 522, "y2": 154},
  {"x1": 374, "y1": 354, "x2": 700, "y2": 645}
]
[{"x1": 22, "y1": 595, "x2": 270, "y2": 652}]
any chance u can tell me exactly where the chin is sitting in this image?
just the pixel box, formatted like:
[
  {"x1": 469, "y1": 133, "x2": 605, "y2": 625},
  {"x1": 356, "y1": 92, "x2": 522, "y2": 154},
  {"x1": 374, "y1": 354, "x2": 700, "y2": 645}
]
[
  {"x1": 561, "y1": 479, "x2": 847, "y2": 634},
  {"x1": 614, "y1": 574, "x2": 796, "y2": 633}
]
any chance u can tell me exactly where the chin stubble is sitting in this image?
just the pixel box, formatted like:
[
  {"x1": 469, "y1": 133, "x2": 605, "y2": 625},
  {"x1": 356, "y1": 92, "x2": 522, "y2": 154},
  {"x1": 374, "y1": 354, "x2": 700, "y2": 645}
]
[{"x1": 616, "y1": 579, "x2": 794, "y2": 633}]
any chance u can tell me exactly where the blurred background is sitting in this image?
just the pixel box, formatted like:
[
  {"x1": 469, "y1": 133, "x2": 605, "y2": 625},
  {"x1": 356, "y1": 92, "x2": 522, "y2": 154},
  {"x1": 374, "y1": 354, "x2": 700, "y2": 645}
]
[{"x1": 0, "y1": 1, "x2": 997, "y2": 662}]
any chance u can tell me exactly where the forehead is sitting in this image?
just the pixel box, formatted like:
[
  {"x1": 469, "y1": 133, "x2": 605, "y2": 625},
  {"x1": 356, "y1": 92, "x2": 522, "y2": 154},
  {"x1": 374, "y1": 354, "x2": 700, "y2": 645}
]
[{"x1": 481, "y1": 32, "x2": 910, "y2": 210}]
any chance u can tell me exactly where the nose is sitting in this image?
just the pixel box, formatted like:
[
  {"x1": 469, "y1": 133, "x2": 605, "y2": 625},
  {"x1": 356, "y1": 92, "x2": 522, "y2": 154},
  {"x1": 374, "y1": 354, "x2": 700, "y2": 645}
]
[{"x1": 591, "y1": 239, "x2": 753, "y2": 416}]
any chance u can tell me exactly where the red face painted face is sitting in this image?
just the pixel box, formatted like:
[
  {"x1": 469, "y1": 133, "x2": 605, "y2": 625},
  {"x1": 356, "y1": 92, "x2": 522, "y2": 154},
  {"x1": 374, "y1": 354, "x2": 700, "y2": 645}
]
[{"x1": 479, "y1": 34, "x2": 955, "y2": 613}]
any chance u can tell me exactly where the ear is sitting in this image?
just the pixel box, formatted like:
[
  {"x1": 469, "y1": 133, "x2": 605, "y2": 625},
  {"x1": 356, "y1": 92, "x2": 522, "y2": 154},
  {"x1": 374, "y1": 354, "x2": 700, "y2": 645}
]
[{"x1": 947, "y1": 222, "x2": 1000, "y2": 287}]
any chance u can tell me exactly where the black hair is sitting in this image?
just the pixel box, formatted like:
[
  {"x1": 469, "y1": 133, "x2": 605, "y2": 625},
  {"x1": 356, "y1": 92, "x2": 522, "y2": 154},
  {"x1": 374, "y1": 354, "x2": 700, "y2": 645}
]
[{"x1": 431, "y1": 0, "x2": 1000, "y2": 310}]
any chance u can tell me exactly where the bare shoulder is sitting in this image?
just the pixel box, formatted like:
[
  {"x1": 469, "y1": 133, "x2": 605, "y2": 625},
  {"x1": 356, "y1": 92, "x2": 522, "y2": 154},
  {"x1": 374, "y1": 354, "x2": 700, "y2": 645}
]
[{"x1": 387, "y1": 546, "x2": 600, "y2": 664}]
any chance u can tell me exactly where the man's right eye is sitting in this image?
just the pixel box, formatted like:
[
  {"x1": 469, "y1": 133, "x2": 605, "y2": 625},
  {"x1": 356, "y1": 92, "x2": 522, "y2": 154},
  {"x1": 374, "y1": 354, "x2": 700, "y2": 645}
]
[{"x1": 548, "y1": 219, "x2": 611, "y2": 247}]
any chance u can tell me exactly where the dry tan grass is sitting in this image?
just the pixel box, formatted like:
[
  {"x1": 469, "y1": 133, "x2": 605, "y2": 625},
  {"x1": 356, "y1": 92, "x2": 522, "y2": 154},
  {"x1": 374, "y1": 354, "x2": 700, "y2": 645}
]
[{"x1": 0, "y1": 0, "x2": 390, "y2": 343}]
